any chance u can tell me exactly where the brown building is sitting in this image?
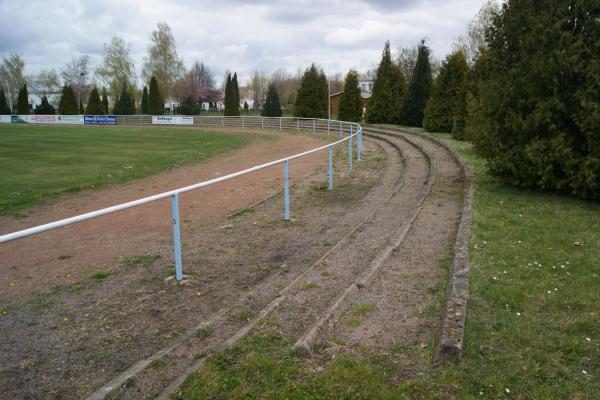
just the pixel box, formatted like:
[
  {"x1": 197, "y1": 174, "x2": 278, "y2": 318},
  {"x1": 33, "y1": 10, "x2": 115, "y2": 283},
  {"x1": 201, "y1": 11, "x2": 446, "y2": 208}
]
[{"x1": 328, "y1": 78, "x2": 373, "y2": 119}]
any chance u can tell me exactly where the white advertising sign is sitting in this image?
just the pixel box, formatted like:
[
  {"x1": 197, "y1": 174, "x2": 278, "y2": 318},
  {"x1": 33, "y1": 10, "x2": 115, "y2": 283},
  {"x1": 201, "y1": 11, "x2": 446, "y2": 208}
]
[
  {"x1": 0, "y1": 115, "x2": 12, "y2": 123},
  {"x1": 152, "y1": 116, "x2": 194, "y2": 125}
]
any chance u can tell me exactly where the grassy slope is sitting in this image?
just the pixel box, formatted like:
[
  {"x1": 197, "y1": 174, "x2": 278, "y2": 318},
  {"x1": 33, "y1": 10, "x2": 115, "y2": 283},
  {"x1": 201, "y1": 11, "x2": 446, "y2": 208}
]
[
  {"x1": 0, "y1": 125, "x2": 253, "y2": 215},
  {"x1": 173, "y1": 129, "x2": 600, "y2": 399}
]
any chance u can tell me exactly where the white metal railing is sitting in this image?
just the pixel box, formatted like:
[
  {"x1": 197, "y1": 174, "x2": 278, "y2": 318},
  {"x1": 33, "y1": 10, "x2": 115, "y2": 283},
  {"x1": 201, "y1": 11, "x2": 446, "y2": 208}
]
[{"x1": 0, "y1": 116, "x2": 363, "y2": 281}]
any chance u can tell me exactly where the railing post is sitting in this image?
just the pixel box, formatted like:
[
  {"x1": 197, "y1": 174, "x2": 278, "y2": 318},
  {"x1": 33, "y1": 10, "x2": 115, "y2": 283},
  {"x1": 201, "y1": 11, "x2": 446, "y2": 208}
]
[
  {"x1": 358, "y1": 127, "x2": 362, "y2": 160},
  {"x1": 279, "y1": 117, "x2": 282, "y2": 131},
  {"x1": 261, "y1": 117, "x2": 264, "y2": 129},
  {"x1": 328, "y1": 145, "x2": 333, "y2": 191},
  {"x1": 339, "y1": 121, "x2": 343, "y2": 137},
  {"x1": 296, "y1": 118, "x2": 299, "y2": 131},
  {"x1": 327, "y1": 119, "x2": 330, "y2": 133},
  {"x1": 312, "y1": 119, "x2": 315, "y2": 133},
  {"x1": 283, "y1": 160, "x2": 290, "y2": 220},
  {"x1": 242, "y1": 117, "x2": 244, "y2": 128},
  {"x1": 221, "y1": 117, "x2": 224, "y2": 127},
  {"x1": 348, "y1": 135, "x2": 353, "y2": 172},
  {"x1": 171, "y1": 194, "x2": 183, "y2": 281}
]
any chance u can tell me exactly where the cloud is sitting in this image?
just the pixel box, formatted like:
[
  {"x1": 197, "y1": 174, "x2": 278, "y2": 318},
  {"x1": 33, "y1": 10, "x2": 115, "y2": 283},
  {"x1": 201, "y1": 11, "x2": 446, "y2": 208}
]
[{"x1": 0, "y1": 0, "x2": 483, "y2": 85}]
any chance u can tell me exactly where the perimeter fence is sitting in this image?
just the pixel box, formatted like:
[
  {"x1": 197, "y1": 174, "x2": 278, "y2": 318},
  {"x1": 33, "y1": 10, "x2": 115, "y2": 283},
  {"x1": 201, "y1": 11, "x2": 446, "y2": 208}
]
[{"x1": 0, "y1": 116, "x2": 363, "y2": 281}]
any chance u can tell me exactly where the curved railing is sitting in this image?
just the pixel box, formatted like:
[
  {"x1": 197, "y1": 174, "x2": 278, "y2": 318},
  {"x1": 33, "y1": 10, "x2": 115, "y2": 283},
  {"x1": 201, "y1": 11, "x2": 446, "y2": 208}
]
[{"x1": 0, "y1": 116, "x2": 363, "y2": 280}]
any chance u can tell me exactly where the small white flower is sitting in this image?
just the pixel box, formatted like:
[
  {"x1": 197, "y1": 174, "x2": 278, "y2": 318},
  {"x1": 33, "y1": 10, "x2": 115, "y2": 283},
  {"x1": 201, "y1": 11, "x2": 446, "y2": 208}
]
[
  {"x1": 586, "y1": 338, "x2": 591, "y2": 342},
  {"x1": 518, "y1": 240, "x2": 522, "y2": 243},
  {"x1": 582, "y1": 370, "x2": 588, "y2": 375},
  {"x1": 566, "y1": 261, "x2": 570, "y2": 264},
  {"x1": 561, "y1": 265, "x2": 565, "y2": 268},
  {"x1": 503, "y1": 271, "x2": 507, "y2": 274},
  {"x1": 519, "y1": 214, "x2": 523, "y2": 217},
  {"x1": 493, "y1": 276, "x2": 498, "y2": 280},
  {"x1": 516, "y1": 312, "x2": 521, "y2": 316},
  {"x1": 547, "y1": 290, "x2": 552, "y2": 294},
  {"x1": 505, "y1": 388, "x2": 511, "y2": 394},
  {"x1": 554, "y1": 288, "x2": 558, "y2": 291}
]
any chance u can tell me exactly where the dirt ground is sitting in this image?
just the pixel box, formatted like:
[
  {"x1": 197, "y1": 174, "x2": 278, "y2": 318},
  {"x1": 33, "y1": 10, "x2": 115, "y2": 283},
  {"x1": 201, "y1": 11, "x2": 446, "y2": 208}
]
[
  {"x1": 0, "y1": 128, "x2": 327, "y2": 305},
  {"x1": 0, "y1": 132, "x2": 390, "y2": 399},
  {"x1": 0, "y1": 128, "x2": 466, "y2": 400}
]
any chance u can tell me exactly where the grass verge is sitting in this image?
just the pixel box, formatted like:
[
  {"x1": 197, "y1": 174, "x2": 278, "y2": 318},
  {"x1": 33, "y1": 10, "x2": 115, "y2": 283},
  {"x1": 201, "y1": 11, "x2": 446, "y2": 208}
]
[{"x1": 171, "y1": 127, "x2": 599, "y2": 399}]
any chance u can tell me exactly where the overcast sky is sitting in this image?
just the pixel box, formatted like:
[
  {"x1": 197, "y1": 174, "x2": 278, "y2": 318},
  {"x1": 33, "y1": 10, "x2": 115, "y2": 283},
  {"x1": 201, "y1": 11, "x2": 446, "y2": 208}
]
[{"x1": 0, "y1": 0, "x2": 483, "y2": 85}]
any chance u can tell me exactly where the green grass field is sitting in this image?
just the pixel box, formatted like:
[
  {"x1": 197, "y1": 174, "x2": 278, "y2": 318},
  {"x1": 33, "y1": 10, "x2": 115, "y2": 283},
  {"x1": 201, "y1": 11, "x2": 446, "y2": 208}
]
[
  {"x1": 0, "y1": 124, "x2": 253, "y2": 216},
  {"x1": 174, "y1": 129, "x2": 600, "y2": 399}
]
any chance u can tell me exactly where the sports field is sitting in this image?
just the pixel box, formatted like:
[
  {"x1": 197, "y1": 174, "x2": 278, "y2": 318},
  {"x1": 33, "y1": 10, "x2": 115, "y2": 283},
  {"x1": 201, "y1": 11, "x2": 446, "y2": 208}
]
[{"x1": 0, "y1": 124, "x2": 252, "y2": 215}]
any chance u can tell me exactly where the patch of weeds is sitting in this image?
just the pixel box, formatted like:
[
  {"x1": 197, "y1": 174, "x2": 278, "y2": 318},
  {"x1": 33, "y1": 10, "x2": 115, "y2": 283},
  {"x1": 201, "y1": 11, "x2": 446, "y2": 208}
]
[
  {"x1": 163, "y1": 266, "x2": 176, "y2": 277},
  {"x1": 1, "y1": 304, "x2": 15, "y2": 316},
  {"x1": 351, "y1": 303, "x2": 375, "y2": 316},
  {"x1": 236, "y1": 309, "x2": 256, "y2": 322},
  {"x1": 73, "y1": 344, "x2": 87, "y2": 352},
  {"x1": 311, "y1": 183, "x2": 328, "y2": 192},
  {"x1": 346, "y1": 318, "x2": 362, "y2": 328},
  {"x1": 196, "y1": 327, "x2": 211, "y2": 339},
  {"x1": 26, "y1": 320, "x2": 38, "y2": 327},
  {"x1": 300, "y1": 282, "x2": 318, "y2": 291},
  {"x1": 320, "y1": 270, "x2": 331, "y2": 277},
  {"x1": 121, "y1": 254, "x2": 161, "y2": 267},
  {"x1": 68, "y1": 283, "x2": 83, "y2": 294},
  {"x1": 148, "y1": 359, "x2": 168, "y2": 370},
  {"x1": 30, "y1": 294, "x2": 56, "y2": 314},
  {"x1": 57, "y1": 255, "x2": 71, "y2": 260},
  {"x1": 91, "y1": 271, "x2": 110, "y2": 281}
]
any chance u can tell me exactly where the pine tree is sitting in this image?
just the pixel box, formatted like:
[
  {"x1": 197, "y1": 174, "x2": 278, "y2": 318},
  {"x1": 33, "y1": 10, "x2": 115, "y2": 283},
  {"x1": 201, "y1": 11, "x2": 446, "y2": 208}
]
[
  {"x1": 141, "y1": 86, "x2": 149, "y2": 114},
  {"x1": 148, "y1": 76, "x2": 163, "y2": 115},
  {"x1": 85, "y1": 87, "x2": 104, "y2": 115},
  {"x1": 293, "y1": 64, "x2": 328, "y2": 118},
  {"x1": 101, "y1": 87, "x2": 109, "y2": 114},
  {"x1": 58, "y1": 85, "x2": 78, "y2": 114},
  {"x1": 16, "y1": 84, "x2": 29, "y2": 114},
  {"x1": 34, "y1": 95, "x2": 56, "y2": 115},
  {"x1": 223, "y1": 73, "x2": 232, "y2": 115},
  {"x1": 365, "y1": 42, "x2": 407, "y2": 124},
  {"x1": 262, "y1": 83, "x2": 282, "y2": 117},
  {"x1": 472, "y1": 0, "x2": 600, "y2": 199},
  {"x1": 423, "y1": 49, "x2": 469, "y2": 136},
  {"x1": 399, "y1": 40, "x2": 433, "y2": 127},
  {"x1": 243, "y1": 101, "x2": 249, "y2": 113},
  {"x1": 0, "y1": 89, "x2": 11, "y2": 114},
  {"x1": 224, "y1": 72, "x2": 240, "y2": 116},
  {"x1": 113, "y1": 83, "x2": 135, "y2": 115},
  {"x1": 338, "y1": 69, "x2": 363, "y2": 122}
]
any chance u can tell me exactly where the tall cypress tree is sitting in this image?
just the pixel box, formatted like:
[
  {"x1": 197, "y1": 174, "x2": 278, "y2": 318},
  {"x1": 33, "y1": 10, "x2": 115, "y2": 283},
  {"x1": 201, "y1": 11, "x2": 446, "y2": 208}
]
[
  {"x1": 232, "y1": 72, "x2": 240, "y2": 116},
  {"x1": 262, "y1": 83, "x2": 282, "y2": 117},
  {"x1": 101, "y1": 87, "x2": 109, "y2": 114},
  {"x1": 148, "y1": 76, "x2": 163, "y2": 115},
  {"x1": 141, "y1": 86, "x2": 149, "y2": 114},
  {"x1": 85, "y1": 87, "x2": 104, "y2": 115},
  {"x1": 0, "y1": 89, "x2": 12, "y2": 114},
  {"x1": 16, "y1": 84, "x2": 29, "y2": 114},
  {"x1": 423, "y1": 49, "x2": 469, "y2": 136},
  {"x1": 224, "y1": 73, "x2": 235, "y2": 116},
  {"x1": 365, "y1": 41, "x2": 407, "y2": 124},
  {"x1": 293, "y1": 64, "x2": 328, "y2": 118},
  {"x1": 34, "y1": 95, "x2": 56, "y2": 115},
  {"x1": 338, "y1": 69, "x2": 363, "y2": 122},
  {"x1": 399, "y1": 40, "x2": 433, "y2": 127},
  {"x1": 58, "y1": 85, "x2": 78, "y2": 115}
]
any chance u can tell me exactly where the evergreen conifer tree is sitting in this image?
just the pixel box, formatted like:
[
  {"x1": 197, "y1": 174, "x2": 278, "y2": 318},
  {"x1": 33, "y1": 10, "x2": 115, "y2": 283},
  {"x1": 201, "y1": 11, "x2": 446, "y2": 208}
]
[
  {"x1": 16, "y1": 84, "x2": 29, "y2": 114},
  {"x1": 34, "y1": 95, "x2": 56, "y2": 115},
  {"x1": 233, "y1": 73, "x2": 240, "y2": 116},
  {"x1": 79, "y1": 101, "x2": 84, "y2": 114},
  {"x1": 243, "y1": 101, "x2": 249, "y2": 113},
  {"x1": 365, "y1": 42, "x2": 407, "y2": 124},
  {"x1": 148, "y1": 76, "x2": 163, "y2": 115},
  {"x1": 223, "y1": 73, "x2": 232, "y2": 115},
  {"x1": 399, "y1": 40, "x2": 433, "y2": 127},
  {"x1": 423, "y1": 49, "x2": 469, "y2": 136},
  {"x1": 58, "y1": 85, "x2": 78, "y2": 114},
  {"x1": 262, "y1": 83, "x2": 283, "y2": 117},
  {"x1": 293, "y1": 64, "x2": 328, "y2": 118},
  {"x1": 101, "y1": 87, "x2": 109, "y2": 114},
  {"x1": 0, "y1": 88, "x2": 12, "y2": 114},
  {"x1": 85, "y1": 87, "x2": 104, "y2": 115},
  {"x1": 472, "y1": 0, "x2": 600, "y2": 199},
  {"x1": 113, "y1": 83, "x2": 135, "y2": 115},
  {"x1": 338, "y1": 69, "x2": 364, "y2": 122},
  {"x1": 141, "y1": 86, "x2": 149, "y2": 114}
]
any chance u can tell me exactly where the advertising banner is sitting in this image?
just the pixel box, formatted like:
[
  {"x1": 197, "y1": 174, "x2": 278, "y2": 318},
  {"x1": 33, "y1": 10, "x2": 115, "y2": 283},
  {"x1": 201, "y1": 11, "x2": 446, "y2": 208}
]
[
  {"x1": 0, "y1": 115, "x2": 12, "y2": 123},
  {"x1": 56, "y1": 115, "x2": 84, "y2": 125},
  {"x1": 29, "y1": 115, "x2": 58, "y2": 124},
  {"x1": 152, "y1": 116, "x2": 193, "y2": 125},
  {"x1": 84, "y1": 115, "x2": 117, "y2": 125}
]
